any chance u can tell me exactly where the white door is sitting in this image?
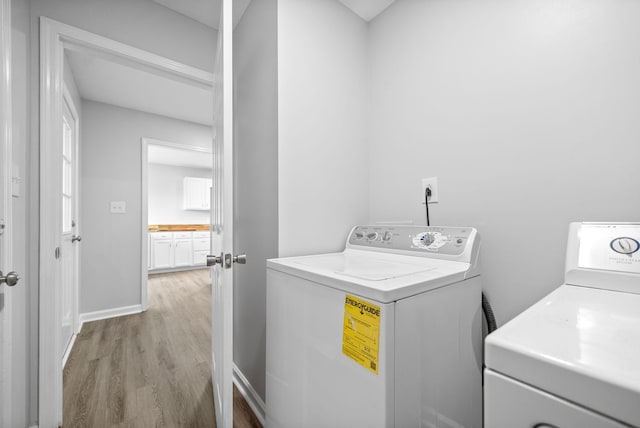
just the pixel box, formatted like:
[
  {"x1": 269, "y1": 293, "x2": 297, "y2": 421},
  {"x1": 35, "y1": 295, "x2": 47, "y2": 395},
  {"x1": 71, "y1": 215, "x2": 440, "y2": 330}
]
[
  {"x1": 0, "y1": 0, "x2": 15, "y2": 424},
  {"x1": 210, "y1": 0, "x2": 236, "y2": 426},
  {"x1": 60, "y1": 89, "x2": 79, "y2": 363}
]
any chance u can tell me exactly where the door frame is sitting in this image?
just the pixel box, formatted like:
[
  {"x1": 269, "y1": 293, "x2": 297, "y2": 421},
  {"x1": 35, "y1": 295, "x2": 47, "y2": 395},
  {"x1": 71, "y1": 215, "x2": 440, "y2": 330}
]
[
  {"x1": 140, "y1": 137, "x2": 212, "y2": 310},
  {"x1": 39, "y1": 17, "x2": 214, "y2": 426},
  {"x1": 0, "y1": 0, "x2": 13, "y2": 425}
]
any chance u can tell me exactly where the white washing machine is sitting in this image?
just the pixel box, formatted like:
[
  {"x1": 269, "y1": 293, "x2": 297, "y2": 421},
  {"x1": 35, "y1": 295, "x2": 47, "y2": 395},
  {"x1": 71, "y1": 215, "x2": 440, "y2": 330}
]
[
  {"x1": 266, "y1": 225, "x2": 483, "y2": 428},
  {"x1": 485, "y1": 222, "x2": 640, "y2": 428}
]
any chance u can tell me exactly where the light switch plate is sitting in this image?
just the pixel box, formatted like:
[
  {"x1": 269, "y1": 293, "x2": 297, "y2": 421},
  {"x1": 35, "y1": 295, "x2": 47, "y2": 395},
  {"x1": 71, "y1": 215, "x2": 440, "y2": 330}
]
[{"x1": 110, "y1": 201, "x2": 126, "y2": 214}]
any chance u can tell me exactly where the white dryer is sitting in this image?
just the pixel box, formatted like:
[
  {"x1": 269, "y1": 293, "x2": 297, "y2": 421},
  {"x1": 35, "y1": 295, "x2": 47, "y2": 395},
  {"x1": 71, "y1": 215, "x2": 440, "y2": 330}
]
[
  {"x1": 485, "y1": 222, "x2": 640, "y2": 428},
  {"x1": 266, "y1": 225, "x2": 483, "y2": 428}
]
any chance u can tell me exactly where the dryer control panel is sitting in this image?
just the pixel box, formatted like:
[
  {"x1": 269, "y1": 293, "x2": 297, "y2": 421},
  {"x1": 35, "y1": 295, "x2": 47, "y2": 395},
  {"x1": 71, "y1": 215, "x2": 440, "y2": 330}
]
[
  {"x1": 576, "y1": 223, "x2": 640, "y2": 274},
  {"x1": 347, "y1": 225, "x2": 478, "y2": 260},
  {"x1": 565, "y1": 222, "x2": 640, "y2": 294}
]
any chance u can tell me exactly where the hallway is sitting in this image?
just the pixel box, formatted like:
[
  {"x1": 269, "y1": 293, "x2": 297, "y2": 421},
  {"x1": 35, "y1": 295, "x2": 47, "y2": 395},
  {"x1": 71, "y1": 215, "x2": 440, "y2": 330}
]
[{"x1": 62, "y1": 270, "x2": 262, "y2": 427}]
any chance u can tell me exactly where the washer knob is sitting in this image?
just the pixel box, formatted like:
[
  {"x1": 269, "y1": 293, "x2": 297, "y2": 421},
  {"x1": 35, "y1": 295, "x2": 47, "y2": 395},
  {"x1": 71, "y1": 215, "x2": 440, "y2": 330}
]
[{"x1": 421, "y1": 233, "x2": 435, "y2": 246}]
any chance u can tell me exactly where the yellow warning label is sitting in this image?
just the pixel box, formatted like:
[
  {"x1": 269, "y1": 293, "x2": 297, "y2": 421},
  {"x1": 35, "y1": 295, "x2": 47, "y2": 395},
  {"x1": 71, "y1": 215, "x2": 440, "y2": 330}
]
[{"x1": 342, "y1": 294, "x2": 381, "y2": 374}]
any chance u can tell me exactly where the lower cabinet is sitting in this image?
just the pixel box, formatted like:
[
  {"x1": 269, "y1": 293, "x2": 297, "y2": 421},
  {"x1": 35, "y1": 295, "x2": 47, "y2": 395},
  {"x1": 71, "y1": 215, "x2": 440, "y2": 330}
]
[
  {"x1": 192, "y1": 231, "x2": 211, "y2": 265},
  {"x1": 149, "y1": 231, "x2": 210, "y2": 271},
  {"x1": 173, "y1": 232, "x2": 194, "y2": 267}
]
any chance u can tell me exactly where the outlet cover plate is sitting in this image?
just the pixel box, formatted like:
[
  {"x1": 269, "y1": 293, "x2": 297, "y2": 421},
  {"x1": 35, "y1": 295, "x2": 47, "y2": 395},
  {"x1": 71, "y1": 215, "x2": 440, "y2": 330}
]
[{"x1": 421, "y1": 177, "x2": 439, "y2": 203}]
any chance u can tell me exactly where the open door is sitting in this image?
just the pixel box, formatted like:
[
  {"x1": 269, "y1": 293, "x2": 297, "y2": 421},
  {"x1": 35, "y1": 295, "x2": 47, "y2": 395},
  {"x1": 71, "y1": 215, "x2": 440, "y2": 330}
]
[
  {"x1": 0, "y1": 0, "x2": 17, "y2": 424},
  {"x1": 209, "y1": 0, "x2": 238, "y2": 427}
]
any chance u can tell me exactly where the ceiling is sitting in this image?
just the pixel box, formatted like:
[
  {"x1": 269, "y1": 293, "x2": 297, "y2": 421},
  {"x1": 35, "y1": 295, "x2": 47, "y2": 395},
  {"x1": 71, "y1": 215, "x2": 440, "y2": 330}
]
[
  {"x1": 337, "y1": 0, "x2": 395, "y2": 21},
  {"x1": 148, "y1": 144, "x2": 212, "y2": 169},
  {"x1": 153, "y1": 0, "x2": 394, "y2": 27},
  {"x1": 65, "y1": 50, "x2": 213, "y2": 126},
  {"x1": 152, "y1": 0, "x2": 252, "y2": 29}
]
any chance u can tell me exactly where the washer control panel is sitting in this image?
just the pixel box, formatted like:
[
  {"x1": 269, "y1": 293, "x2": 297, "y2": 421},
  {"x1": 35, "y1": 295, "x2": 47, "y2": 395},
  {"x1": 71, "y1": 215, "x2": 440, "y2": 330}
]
[{"x1": 348, "y1": 225, "x2": 475, "y2": 256}]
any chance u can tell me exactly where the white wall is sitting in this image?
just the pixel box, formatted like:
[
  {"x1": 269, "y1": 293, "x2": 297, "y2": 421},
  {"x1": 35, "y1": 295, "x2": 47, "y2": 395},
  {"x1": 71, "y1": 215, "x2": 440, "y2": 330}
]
[
  {"x1": 234, "y1": 0, "x2": 278, "y2": 405},
  {"x1": 10, "y1": 0, "x2": 30, "y2": 425},
  {"x1": 368, "y1": 0, "x2": 640, "y2": 324},
  {"x1": 278, "y1": 0, "x2": 370, "y2": 257},
  {"x1": 148, "y1": 163, "x2": 211, "y2": 225},
  {"x1": 81, "y1": 100, "x2": 212, "y2": 314}
]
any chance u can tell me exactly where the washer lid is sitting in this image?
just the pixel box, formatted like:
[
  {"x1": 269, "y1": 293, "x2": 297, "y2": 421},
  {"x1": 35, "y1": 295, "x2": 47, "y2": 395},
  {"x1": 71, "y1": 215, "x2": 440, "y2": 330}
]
[
  {"x1": 266, "y1": 249, "x2": 472, "y2": 303},
  {"x1": 293, "y1": 252, "x2": 436, "y2": 281},
  {"x1": 485, "y1": 284, "x2": 640, "y2": 427}
]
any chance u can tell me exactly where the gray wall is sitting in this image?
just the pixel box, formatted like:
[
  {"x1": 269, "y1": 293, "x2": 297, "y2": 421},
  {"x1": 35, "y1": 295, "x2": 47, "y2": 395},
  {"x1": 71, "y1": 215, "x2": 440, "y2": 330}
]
[
  {"x1": 277, "y1": 0, "x2": 370, "y2": 257},
  {"x1": 233, "y1": 0, "x2": 278, "y2": 402},
  {"x1": 367, "y1": 0, "x2": 640, "y2": 324},
  {"x1": 148, "y1": 163, "x2": 211, "y2": 225},
  {"x1": 81, "y1": 101, "x2": 211, "y2": 314}
]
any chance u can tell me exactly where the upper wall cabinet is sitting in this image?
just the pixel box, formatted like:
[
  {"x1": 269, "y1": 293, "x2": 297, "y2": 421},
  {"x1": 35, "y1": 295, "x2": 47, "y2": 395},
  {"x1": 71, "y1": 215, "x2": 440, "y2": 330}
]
[{"x1": 183, "y1": 176, "x2": 213, "y2": 210}]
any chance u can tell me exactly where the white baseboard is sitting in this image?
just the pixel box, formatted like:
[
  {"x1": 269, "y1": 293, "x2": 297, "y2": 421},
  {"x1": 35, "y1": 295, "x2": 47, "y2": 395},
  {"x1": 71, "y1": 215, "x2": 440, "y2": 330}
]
[
  {"x1": 79, "y1": 304, "x2": 143, "y2": 324},
  {"x1": 233, "y1": 364, "x2": 266, "y2": 426},
  {"x1": 61, "y1": 331, "x2": 79, "y2": 368}
]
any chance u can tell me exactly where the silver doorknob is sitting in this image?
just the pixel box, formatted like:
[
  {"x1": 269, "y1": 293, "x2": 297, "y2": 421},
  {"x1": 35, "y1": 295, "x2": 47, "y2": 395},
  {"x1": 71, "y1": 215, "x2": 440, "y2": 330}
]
[
  {"x1": 233, "y1": 254, "x2": 247, "y2": 264},
  {"x1": 207, "y1": 253, "x2": 223, "y2": 266},
  {"x1": 0, "y1": 271, "x2": 19, "y2": 287},
  {"x1": 72, "y1": 235, "x2": 82, "y2": 243}
]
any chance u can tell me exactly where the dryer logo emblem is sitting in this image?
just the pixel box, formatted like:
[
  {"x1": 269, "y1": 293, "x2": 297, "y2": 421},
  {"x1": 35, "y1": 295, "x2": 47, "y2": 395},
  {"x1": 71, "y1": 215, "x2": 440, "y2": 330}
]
[{"x1": 610, "y1": 237, "x2": 640, "y2": 255}]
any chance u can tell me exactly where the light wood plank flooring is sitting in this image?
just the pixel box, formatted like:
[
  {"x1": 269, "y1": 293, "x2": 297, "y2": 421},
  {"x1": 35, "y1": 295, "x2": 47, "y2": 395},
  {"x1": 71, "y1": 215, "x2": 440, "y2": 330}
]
[{"x1": 63, "y1": 269, "x2": 263, "y2": 428}]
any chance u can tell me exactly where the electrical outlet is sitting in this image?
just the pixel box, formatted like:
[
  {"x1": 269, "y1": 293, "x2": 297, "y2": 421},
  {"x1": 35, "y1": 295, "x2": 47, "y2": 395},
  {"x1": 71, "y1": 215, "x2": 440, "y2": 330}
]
[{"x1": 421, "y1": 177, "x2": 439, "y2": 204}]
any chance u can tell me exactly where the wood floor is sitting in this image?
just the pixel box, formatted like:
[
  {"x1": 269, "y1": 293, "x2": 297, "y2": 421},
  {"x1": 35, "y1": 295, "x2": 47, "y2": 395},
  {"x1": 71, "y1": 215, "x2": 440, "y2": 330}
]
[{"x1": 63, "y1": 269, "x2": 263, "y2": 428}]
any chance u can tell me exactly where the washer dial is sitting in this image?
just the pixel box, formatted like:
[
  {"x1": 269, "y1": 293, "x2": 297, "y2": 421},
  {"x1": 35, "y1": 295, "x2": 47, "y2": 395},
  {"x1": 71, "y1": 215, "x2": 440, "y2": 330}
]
[{"x1": 610, "y1": 237, "x2": 640, "y2": 255}]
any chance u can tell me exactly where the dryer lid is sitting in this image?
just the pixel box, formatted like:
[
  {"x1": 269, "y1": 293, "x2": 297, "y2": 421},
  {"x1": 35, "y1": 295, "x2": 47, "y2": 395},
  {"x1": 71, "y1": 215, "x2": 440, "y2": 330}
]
[{"x1": 485, "y1": 284, "x2": 640, "y2": 427}]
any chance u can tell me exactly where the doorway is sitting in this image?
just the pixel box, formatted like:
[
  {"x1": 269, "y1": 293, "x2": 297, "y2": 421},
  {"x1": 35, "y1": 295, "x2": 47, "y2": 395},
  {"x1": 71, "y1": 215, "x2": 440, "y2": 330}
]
[
  {"x1": 141, "y1": 139, "x2": 213, "y2": 310},
  {"x1": 38, "y1": 18, "x2": 215, "y2": 426}
]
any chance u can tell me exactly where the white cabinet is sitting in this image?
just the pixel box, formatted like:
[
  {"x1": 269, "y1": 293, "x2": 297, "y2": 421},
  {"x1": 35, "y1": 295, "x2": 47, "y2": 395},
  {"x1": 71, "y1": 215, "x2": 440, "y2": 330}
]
[
  {"x1": 151, "y1": 232, "x2": 174, "y2": 269},
  {"x1": 149, "y1": 231, "x2": 210, "y2": 271},
  {"x1": 183, "y1": 177, "x2": 212, "y2": 210},
  {"x1": 192, "y1": 231, "x2": 211, "y2": 266},
  {"x1": 173, "y1": 232, "x2": 194, "y2": 267}
]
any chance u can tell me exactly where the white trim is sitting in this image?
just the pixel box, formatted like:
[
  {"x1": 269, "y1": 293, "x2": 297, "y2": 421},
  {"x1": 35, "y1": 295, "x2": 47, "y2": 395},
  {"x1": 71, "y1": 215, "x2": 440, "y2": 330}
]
[
  {"x1": 140, "y1": 139, "x2": 149, "y2": 311},
  {"x1": 232, "y1": 364, "x2": 266, "y2": 426},
  {"x1": 44, "y1": 18, "x2": 213, "y2": 88},
  {"x1": 143, "y1": 137, "x2": 212, "y2": 154},
  {"x1": 140, "y1": 137, "x2": 212, "y2": 311},
  {"x1": 0, "y1": 0, "x2": 13, "y2": 425},
  {"x1": 148, "y1": 266, "x2": 209, "y2": 275},
  {"x1": 61, "y1": 331, "x2": 78, "y2": 369},
  {"x1": 79, "y1": 304, "x2": 143, "y2": 324},
  {"x1": 39, "y1": 16, "x2": 64, "y2": 428},
  {"x1": 39, "y1": 18, "x2": 214, "y2": 428}
]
